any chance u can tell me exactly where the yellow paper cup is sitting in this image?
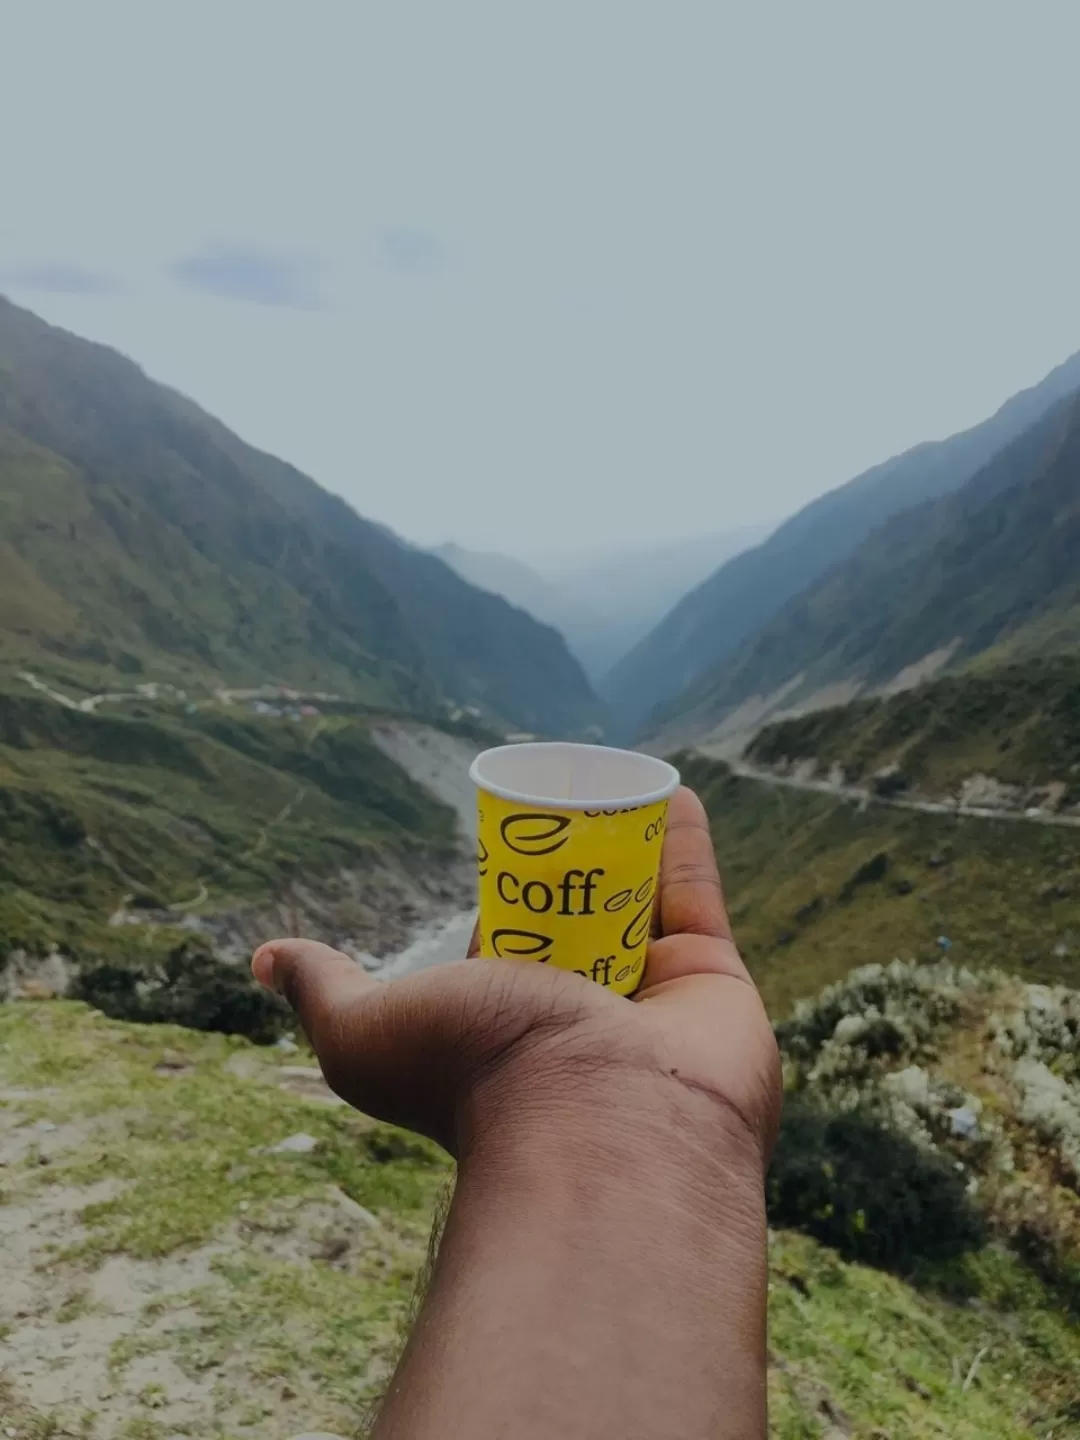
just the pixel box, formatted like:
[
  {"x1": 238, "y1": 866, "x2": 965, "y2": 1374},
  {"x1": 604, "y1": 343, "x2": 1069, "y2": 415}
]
[{"x1": 470, "y1": 742, "x2": 680, "y2": 996}]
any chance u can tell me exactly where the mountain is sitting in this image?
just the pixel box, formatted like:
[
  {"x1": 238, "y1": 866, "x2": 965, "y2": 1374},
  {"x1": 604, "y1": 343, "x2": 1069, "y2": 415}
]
[
  {"x1": 662, "y1": 389, "x2": 1080, "y2": 739},
  {"x1": 533, "y1": 526, "x2": 774, "y2": 679},
  {"x1": 604, "y1": 346, "x2": 1080, "y2": 739},
  {"x1": 438, "y1": 526, "x2": 773, "y2": 681},
  {"x1": 0, "y1": 296, "x2": 602, "y2": 737},
  {"x1": 678, "y1": 748, "x2": 1080, "y2": 1010},
  {"x1": 744, "y1": 653, "x2": 1080, "y2": 810},
  {"x1": 431, "y1": 541, "x2": 599, "y2": 669}
]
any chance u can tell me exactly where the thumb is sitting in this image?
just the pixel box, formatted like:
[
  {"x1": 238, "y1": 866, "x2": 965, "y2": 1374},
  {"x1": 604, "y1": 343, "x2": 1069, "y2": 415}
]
[
  {"x1": 252, "y1": 937, "x2": 474, "y2": 1149},
  {"x1": 252, "y1": 938, "x2": 389, "y2": 1109},
  {"x1": 253, "y1": 937, "x2": 376, "y2": 1032}
]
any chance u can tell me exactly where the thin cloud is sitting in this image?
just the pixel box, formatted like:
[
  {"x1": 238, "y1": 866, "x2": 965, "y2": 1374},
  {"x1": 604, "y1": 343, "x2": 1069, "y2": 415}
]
[
  {"x1": 169, "y1": 244, "x2": 324, "y2": 309},
  {"x1": 0, "y1": 261, "x2": 123, "y2": 296},
  {"x1": 375, "y1": 227, "x2": 445, "y2": 276}
]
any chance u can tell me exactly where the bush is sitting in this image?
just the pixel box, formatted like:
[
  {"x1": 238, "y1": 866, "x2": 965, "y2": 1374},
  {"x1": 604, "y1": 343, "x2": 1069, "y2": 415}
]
[
  {"x1": 73, "y1": 939, "x2": 289, "y2": 1043},
  {"x1": 768, "y1": 1095, "x2": 986, "y2": 1271}
]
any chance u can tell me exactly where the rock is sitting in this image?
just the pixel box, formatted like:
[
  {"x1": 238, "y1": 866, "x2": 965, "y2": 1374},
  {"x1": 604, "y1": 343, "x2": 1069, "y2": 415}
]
[
  {"x1": 958, "y1": 773, "x2": 1022, "y2": 810},
  {"x1": 275, "y1": 1036, "x2": 300, "y2": 1054},
  {"x1": 327, "y1": 1185, "x2": 381, "y2": 1229},
  {"x1": 1, "y1": 948, "x2": 73, "y2": 1002},
  {"x1": 871, "y1": 763, "x2": 908, "y2": 797},
  {"x1": 158, "y1": 1048, "x2": 190, "y2": 1070},
  {"x1": 268, "y1": 1132, "x2": 319, "y2": 1155},
  {"x1": 15, "y1": 979, "x2": 57, "y2": 1000},
  {"x1": 280, "y1": 1066, "x2": 324, "y2": 1080},
  {"x1": 948, "y1": 1106, "x2": 980, "y2": 1139},
  {"x1": 289, "y1": 1433, "x2": 350, "y2": 1439}
]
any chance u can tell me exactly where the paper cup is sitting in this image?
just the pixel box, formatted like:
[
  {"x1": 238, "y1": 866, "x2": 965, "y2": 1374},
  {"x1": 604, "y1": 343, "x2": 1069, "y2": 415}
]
[{"x1": 470, "y1": 742, "x2": 680, "y2": 996}]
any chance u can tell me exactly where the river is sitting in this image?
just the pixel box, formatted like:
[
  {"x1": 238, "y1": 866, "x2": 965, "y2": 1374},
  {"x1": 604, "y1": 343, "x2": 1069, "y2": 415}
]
[{"x1": 378, "y1": 907, "x2": 477, "y2": 978}]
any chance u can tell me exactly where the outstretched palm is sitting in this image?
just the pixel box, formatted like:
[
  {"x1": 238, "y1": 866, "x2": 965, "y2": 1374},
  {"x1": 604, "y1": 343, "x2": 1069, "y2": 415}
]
[{"x1": 253, "y1": 787, "x2": 781, "y2": 1165}]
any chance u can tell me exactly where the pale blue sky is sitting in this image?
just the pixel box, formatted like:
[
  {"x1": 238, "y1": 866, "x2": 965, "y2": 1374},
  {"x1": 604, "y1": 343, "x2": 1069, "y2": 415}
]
[{"x1": 3, "y1": 1, "x2": 1080, "y2": 553}]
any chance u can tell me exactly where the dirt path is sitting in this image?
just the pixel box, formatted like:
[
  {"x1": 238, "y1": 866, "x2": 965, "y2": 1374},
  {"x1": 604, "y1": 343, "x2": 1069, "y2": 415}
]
[
  {"x1": 245, "y1": 786, "x2": 308, "y2": 860},
  {"x1": 715, "y1": 755, "x2": 1080, "y2": 830}
]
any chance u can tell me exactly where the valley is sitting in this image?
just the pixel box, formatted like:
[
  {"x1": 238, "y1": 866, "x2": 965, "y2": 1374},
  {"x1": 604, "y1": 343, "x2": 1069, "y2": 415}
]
[{"x1": 2, "y1": 291, "x2": 1080, "y2": 1438}]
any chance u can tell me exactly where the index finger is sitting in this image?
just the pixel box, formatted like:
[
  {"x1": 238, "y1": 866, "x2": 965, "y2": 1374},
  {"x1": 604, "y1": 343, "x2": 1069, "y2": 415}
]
[{"x1": 657, "y1": 786, "x2": 733, "y2": 941}]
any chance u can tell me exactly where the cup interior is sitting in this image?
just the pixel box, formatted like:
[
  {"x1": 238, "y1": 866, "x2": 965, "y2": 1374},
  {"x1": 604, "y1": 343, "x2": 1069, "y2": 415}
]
[{"x1": 470, "y1": 742, "x2": 679, "y2": 810}]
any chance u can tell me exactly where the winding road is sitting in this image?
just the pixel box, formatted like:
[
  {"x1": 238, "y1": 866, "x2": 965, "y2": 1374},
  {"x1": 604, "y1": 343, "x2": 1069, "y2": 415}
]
[{"x1": 719, "y1": 756, "x2": 1080, "y2": 831}]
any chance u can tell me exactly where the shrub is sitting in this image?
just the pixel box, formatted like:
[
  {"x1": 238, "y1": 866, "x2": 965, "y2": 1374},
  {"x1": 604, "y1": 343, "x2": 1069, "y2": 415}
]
[
  {"x1": 73, "y1": 939, "x2": 289, "y2": 1043},
  {"x1": 768, "y1": 1095, "x2": 986, "y2": 1271}
]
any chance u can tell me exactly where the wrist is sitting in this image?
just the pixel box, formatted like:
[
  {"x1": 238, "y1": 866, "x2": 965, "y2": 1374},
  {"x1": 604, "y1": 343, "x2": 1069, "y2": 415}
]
[
  {"x1": 458, "y1": 1060, "x2": 767, "y2": 1237},
  {"x1": 459, "y1": 1020, "x2": 770, "y2": 1178}
]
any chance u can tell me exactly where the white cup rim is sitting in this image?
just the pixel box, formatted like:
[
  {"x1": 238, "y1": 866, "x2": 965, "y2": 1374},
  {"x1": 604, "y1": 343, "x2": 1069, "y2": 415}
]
[{"x1": 470, "y1": 741, "x2": 680, "y2": 811}]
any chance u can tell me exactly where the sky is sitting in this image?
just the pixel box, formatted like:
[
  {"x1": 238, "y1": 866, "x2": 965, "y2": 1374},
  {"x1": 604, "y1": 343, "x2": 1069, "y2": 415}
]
[{"x1": 3, "y1": 2, "x2": 1080, "y2": 556}]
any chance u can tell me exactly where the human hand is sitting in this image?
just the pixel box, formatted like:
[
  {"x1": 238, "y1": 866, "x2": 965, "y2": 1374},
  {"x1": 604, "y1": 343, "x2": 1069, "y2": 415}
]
[{"x1": 251, "y1": 786, "x2": 780, "y2": 1172}]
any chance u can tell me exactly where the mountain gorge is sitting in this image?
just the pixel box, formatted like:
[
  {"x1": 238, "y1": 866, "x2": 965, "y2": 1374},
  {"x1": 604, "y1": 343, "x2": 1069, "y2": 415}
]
[
  {"x1": 605, "y1": 345, "x2": 1080, "y2": 740},
  {"x1": 658, "y1": 385, "x2": 1080, "y2": 741},
  {"x1": 0, "y1": 297, "x2": 601, "y2": 738},
  {"x1": 436, "y1": 525, "x2": 771, "y2": 681}
]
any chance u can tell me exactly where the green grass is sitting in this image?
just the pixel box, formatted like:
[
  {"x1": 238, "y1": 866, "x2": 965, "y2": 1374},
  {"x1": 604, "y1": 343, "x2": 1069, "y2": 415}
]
[
  {"x1": 2, "y1": 1001, "x2": 1078, "y2": 1437},
  {"x1": 0, "y1": 1002, "x2": 449, "y2": 1435},
  {"x1": 680, "y1": 752, "x2": 1080, "y2": 1016},
  {"x1": 0, "y1": 1003, "x2": 447, "y2": 1262},
  {"x1": 768, "y1": 1234, "x2": 1080, "y2": 1437}
]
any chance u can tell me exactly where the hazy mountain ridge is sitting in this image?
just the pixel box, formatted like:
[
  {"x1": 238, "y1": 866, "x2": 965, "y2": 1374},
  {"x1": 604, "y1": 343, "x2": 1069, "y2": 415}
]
[
  {"x1": 661, "y1": 388, "x2": 1080, "y2": 736},
  {"x1": 606, "y1": 345, "x2": 1080, "y2": 739},
  {"x1": 437, "y1": 525, "x2": 772, "y2": 680},
  {"x1": 0, "y1": 297, "x2": 602, "y2": 737}
]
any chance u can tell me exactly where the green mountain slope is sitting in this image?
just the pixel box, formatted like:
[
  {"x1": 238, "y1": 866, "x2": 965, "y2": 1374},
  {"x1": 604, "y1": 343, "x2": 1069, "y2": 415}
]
[
  {"x1": 0, "y1": 297, "x2": 602, "y2": 737},
  {"x1": 0, "y1": 687, "x2": 459, "y2": 968},
  {"x1": 664, "y1": 390, "x2": 1080, "y2": 736},
  {"x1": 746, "y1": 654, "x2": 1080, "y2": 806},
  {"x1": 678, "y1": 751, "x2": 1080, "y2": 1016},
  {"x1": 603, "y1": 345, "x2": 1080, "y2": 739}
]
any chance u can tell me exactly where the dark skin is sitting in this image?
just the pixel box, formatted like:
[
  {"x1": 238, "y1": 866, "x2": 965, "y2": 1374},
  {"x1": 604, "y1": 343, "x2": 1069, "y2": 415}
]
[{"x1": 253, "y1": 787, "x2": 781, "y2": 1439}]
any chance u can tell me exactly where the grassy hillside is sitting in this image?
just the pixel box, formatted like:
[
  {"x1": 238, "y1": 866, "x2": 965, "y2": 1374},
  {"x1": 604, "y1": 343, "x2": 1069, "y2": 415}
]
[
  {"x1": 0, "y1": 296, "x2": 602, "y2": 737},
  {"x1": 660, "y1": 389, "x2": 1080, "y2": 741},
  {"x1": 747, "y1": 656, "x2": 1080, "y2": 808},
  {"x1": 603, "y1": 346, "x2": 1080, "y2": 739},
  {"x1": 679, "y1": 752, "x2": 1080, "y2": 1017},
  {"x1": 2, "y1": 989, "x2": 1077, "y2": 1438},
  {"x1": 0, "y1": 686, "x2": 458, "y2": 969}
]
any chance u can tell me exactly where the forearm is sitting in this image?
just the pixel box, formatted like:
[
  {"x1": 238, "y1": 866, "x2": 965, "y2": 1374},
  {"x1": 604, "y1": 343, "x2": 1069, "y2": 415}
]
[{"x1": 372, "y1": 1078, "x2": 769, "y2": 1439}]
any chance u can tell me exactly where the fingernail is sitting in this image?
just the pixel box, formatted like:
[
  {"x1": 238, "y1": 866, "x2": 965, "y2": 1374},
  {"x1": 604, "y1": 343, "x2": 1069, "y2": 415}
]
[{"x1": 251, "y1": 946, "x2": 277, "y2": 991}]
